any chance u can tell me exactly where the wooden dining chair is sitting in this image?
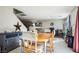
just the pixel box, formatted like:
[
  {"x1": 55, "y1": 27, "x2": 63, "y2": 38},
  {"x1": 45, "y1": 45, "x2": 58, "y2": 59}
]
[
  {"x1": 36, "y1": 33, "x2": 51, "y2": 53},
  {"x1": 46, "y1": 32, "x2": 54, "y2": 53},
  {"x1": 22, "y1": 40, "x2": 36, "y2": 53},
  {"x1": 21, "y1": 32, "x2": 37, "y2": 53}
]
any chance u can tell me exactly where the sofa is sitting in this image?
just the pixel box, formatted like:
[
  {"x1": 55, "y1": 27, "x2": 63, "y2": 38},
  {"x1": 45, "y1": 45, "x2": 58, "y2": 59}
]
[{"x1": 0, "y1": 32, "x2": 22, "y2": 53}]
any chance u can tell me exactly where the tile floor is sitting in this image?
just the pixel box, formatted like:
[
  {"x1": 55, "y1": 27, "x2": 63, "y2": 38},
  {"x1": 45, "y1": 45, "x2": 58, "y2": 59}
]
[
  {"x1": 53, "y1": 38, "x2": 74, "y2": 53},
  {"x1": 9, "y1": 38, "x2": 74, "y2": 53}
]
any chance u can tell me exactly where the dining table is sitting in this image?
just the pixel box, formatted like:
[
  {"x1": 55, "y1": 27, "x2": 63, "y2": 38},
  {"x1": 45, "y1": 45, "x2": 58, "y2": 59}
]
[{"x1": 21, "y1": 32, "x2": 53, "y2": 53}]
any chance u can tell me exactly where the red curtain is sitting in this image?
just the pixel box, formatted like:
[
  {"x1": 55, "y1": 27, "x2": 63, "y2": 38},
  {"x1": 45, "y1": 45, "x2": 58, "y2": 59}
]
[{"x1": 73, "y1": 7, "x2": 79, "y2": 52}]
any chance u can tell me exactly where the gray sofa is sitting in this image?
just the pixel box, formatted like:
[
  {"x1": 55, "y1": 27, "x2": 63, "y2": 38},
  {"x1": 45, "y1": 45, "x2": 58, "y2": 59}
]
[{"x1": 0, "y1": 32, "x2": 22, "y2": 53}]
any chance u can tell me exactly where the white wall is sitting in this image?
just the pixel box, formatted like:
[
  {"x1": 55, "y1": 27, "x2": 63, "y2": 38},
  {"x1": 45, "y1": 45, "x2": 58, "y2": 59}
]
[
  {"x1": 70, "y1": 7, "x2": 77, "y2": 35},
  {"x1": 0, "y1": 7, "x2": 27, "y2": 33},
  {"x1": 42, "y1": 19, "x2": 63, "y2": 30}
]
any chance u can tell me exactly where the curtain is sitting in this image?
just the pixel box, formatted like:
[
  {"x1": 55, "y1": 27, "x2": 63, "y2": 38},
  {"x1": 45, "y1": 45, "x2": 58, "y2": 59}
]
[{"x1": 73, "y1": 7, "x2": 79, "y2": 52}]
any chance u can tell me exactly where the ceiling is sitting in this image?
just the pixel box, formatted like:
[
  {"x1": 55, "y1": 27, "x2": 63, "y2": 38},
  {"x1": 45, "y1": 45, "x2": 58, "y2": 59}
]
[{"x1": 14, "y1": 6, "x2": 75, "y2": 22}]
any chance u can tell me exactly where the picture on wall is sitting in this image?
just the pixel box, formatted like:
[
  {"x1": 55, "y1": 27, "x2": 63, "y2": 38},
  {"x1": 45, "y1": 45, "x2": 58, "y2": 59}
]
[{"x1": 35, "y1": 22, "x2": 42, "y2": 27}]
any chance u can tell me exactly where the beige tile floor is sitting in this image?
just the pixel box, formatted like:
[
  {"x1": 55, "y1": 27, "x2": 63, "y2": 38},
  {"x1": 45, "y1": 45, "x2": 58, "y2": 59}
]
[
  {"x1": 9, "y1": 38, "x2": 74, "y2": 53},
  {"x1": 53, "y1": 38, "x2": 74, "y2": 53}
]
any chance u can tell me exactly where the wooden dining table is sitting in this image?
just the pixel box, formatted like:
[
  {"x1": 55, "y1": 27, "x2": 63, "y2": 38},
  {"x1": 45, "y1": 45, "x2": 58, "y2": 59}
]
[
  {"x1": 37, "y1": 32, "x2": 52, "y2": 42},
  {"x1": 21, "y1": 32, "x2": 54, "y2": 53}
]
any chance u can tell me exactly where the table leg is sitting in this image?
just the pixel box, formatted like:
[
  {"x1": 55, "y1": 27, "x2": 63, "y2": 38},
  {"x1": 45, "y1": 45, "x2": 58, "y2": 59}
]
[
  {"x1": 35, "y1": 41, "x2": 37, "y2": 53},
  {"x1": 45, "y1": 41, "x2": 47, "y2": 53}
]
